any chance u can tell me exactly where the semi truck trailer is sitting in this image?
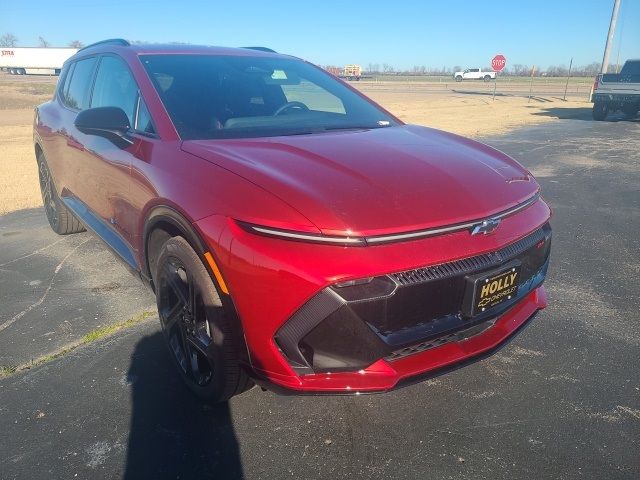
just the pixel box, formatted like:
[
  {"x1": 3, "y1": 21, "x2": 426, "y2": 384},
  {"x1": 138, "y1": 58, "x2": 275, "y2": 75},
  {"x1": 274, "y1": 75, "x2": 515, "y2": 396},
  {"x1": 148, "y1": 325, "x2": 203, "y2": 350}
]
[{"x1": 0, "y1": 47, "x2": 78, "y2": 75}]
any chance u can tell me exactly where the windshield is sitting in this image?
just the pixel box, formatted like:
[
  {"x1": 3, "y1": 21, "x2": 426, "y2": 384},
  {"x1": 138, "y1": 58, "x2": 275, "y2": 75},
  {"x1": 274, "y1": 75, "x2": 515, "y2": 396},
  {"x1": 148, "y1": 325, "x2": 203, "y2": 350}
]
[{"x1": 140, "y1": 54, "x2": 397, "y2": 140}]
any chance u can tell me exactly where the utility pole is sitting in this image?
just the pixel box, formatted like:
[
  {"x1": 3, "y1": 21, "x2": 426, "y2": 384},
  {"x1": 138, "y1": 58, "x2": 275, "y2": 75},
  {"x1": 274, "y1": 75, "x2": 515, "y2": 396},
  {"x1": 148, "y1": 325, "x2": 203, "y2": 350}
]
[
  {"x1": 563, "y1": 58, "x2": 573, "y2": 101},
  {"x1": 601, "y1": 0, "x2": 622, "y2": 73}
]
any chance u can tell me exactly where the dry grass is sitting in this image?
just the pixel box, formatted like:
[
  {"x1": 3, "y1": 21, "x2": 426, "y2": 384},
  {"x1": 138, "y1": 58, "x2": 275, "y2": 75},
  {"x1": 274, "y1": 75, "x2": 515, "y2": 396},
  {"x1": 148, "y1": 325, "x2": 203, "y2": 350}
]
[
  {"x1": 0, "y1": 75, "x2": 592, "y2": 215},
  {"x1": 358, "y1": 83, "x2": 590, "y2": 137},
  {"x1": 0, "y1": 109, "x2": 42, "y2": 214}
]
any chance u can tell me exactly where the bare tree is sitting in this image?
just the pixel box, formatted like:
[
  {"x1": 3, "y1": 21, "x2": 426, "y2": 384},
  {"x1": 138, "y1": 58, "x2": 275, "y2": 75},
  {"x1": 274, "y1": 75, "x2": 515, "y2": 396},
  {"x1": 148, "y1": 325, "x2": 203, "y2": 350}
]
[
  {"x1": 0, "y1": 33, "x2": 18, "y2": 47},
  {"x1": 68, "y1": 40, "x2": 84, "y2": 48},
  {"x1": 38, "y1": 36, "x2": 51, "y2": 48},
  {"x1": 581, "y1": 62, "x2": 600, "y2": 76}
]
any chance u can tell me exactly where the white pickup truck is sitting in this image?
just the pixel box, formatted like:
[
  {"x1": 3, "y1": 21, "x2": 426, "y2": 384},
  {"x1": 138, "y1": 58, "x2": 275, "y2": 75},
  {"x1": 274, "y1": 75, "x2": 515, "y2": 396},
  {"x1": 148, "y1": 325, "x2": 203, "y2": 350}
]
[
  {"x1": 453, "y1": 68, "x2": 496, "y2": 82},
  {"x1": 592, "y1": 59, "x2": 640, "y2": 120}
]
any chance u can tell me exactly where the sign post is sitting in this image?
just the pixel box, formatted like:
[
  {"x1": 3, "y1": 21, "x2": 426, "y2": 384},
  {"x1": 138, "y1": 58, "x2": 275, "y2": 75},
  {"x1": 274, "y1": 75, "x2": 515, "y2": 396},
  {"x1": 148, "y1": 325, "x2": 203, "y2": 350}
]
[
  {"x1": 491, "y1": 54, "x2": 507, "y2": 101},
  {"x1": 528, "y1": 65, "x2": 536, "y2": 103}
]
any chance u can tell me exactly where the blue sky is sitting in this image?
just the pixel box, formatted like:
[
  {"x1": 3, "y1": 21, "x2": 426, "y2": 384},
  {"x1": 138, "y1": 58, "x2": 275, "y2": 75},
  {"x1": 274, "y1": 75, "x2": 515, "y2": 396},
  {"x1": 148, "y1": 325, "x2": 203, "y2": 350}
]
[{"x1": 2, "y1": 0, "x2": 638, "y2": 70}]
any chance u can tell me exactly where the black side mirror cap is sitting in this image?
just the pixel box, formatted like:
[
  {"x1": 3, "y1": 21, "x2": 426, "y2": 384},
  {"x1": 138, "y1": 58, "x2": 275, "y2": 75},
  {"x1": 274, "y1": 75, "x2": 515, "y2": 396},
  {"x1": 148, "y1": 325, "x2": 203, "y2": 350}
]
[{"x1": 74, "y1": 106, "x2": 133, "y2": 148}]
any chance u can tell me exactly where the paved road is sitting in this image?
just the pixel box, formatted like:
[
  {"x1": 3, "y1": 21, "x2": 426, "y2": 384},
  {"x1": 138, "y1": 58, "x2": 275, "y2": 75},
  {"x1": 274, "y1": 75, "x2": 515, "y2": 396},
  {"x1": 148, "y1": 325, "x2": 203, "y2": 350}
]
[
  {"x1": 0, "y1": 208, "x2": 155, "y2": 367},
  {"x1": 1, "y1": 115, "x2": 638, "y2": 479}
]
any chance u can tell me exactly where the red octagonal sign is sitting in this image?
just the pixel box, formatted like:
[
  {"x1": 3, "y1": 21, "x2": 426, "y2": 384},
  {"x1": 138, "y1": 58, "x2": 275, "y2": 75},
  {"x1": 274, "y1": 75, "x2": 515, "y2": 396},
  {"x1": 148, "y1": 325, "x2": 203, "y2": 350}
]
[{"x1": 492, "y1": 54, "x2": 507, "y2": 72}]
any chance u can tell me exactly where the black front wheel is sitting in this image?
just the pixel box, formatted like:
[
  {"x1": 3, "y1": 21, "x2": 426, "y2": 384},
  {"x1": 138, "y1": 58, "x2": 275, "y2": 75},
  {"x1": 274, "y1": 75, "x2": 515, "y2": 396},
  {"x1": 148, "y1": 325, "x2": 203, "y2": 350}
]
[{"x1": 154, "y1": 236, "x2": 253, "y2": 402}]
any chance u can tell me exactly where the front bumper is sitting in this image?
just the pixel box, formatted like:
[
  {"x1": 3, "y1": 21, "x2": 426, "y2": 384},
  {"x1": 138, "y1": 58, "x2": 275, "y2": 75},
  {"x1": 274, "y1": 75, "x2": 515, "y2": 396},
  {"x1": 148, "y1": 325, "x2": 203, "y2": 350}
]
[
  {"x1": 259, "y1": 286, "x2": 547, "y2": 394},
  {"x1": 196, "y1": 197, "x2": 552, "y2": 394},
  {"x1": 275, "y1": 224, "x2": 550, "y2": 375}
]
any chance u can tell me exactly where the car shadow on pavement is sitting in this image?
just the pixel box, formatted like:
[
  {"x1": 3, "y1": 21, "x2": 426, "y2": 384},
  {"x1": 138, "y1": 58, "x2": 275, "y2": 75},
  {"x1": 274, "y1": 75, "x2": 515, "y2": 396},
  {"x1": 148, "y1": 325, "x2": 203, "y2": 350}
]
[
  {"x1": 450, "y1": 89, "x2": 553, "y2": 102},
  {"x1": 532, "y1": 107, "x2": 640, "y2": 122},
  {"x1": 123, "y1": 332, "x2": 244, "y2": 480}
]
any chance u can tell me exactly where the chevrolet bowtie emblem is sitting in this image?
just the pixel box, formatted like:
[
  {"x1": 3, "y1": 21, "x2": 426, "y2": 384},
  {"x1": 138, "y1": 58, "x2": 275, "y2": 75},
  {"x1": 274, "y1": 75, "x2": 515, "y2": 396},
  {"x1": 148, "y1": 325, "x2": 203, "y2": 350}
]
[{"x1": 470, "y1": 218, "x2": 501, "y2": 235}]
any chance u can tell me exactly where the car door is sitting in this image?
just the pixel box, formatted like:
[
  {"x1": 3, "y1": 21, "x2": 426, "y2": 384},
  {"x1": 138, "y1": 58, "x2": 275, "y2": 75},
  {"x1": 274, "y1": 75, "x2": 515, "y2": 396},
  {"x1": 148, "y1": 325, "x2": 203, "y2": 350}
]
[
  {"x1": 68, "y1": 54, "x2": 145, "y2": 268},
  {"x1": 50, "y1": 56, "x2": 99, "y2": 202}
]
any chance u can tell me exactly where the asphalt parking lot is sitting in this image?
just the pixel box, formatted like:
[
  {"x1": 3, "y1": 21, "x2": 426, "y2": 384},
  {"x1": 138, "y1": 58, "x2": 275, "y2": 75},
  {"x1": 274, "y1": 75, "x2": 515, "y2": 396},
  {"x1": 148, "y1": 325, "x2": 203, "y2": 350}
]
[{"x1": 1, "y1": 114, "x2": 638, "y2": 479}]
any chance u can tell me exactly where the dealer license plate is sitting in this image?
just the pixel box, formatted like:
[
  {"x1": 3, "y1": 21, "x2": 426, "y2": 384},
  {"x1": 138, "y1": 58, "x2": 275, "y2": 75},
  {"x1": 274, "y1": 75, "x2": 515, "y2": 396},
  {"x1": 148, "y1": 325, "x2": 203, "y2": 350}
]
[{"x1": 463, "y1": 263, "x2": 521, "y2": 317}]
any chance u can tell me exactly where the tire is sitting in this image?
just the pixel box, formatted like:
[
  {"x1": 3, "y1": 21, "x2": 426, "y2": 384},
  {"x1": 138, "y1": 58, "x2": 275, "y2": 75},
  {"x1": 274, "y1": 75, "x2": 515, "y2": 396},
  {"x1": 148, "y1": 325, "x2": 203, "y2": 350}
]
[
  {"x1": 622, "y1": 104, "x2": 638, "y2": 119},
  {"x1": 37, "y1": 152, "x2": 85, "y2": 235},
  {"x1": 18, "y1": 68, "x2": 26, "y2": 75},
  {"x1": 154, "y1": 236, "x2": 253, "y2": 403},
  {"x1": 455, "y1": 75, "x2": 463, "y2": 82},
  {"x1": 483, "y1": 75, "x2": 492, "y2": 82},
  {"x1": 592, "y1": 102, "x2": 608, "y2": 121}
]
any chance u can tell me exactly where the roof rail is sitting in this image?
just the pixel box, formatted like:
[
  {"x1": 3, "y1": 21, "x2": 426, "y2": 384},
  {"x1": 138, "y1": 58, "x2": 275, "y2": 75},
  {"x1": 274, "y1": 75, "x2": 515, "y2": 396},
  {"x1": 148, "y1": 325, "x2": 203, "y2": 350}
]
[
  {"x1": 78, "y1": 39, "x2": 131, "y2": 52},
  {"x1": 242, "y1": 46, "x2": 277, "y2": 53}
]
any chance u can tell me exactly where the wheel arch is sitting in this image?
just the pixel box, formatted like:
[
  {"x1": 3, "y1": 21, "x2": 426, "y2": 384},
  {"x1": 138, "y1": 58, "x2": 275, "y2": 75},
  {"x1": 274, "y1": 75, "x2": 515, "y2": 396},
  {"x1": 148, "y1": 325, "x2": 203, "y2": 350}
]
[
  {"x1": 142, "y1": 206, "x2": 253, "y2": 367},
  {"x1": 142, "y1": 206, "x2": 207, "y2": 287},
  {"x1": 34, "y1": 141, "x2": 43, "y2": 159}
]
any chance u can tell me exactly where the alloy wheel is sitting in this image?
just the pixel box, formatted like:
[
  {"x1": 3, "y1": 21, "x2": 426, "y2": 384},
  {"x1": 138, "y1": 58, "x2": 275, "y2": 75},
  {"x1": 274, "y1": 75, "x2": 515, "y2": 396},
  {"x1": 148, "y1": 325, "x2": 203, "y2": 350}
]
[{"x1": 158, "y1": 258, "x2": 214, "y2": 386}]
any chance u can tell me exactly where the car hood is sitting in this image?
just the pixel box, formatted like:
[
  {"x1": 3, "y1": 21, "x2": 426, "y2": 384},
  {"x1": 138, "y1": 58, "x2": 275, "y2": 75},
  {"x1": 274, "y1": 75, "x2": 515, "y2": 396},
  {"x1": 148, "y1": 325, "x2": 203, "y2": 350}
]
[{"x1": 182, "y1": 125, "x2": 539, "y2": 236}]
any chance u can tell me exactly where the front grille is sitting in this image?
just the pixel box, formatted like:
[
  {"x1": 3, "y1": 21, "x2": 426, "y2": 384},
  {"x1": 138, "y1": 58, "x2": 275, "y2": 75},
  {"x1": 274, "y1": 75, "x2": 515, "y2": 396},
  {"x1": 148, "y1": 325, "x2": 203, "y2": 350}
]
[
  {"x1": 391, "y1": 226, "x2": 547, "y2": 286},
  {"x1": 349, "y1": 223, "x2": 551, "y2": 341},
  {"x1": 278, "y1": 223, "x2": 551, "y2": 373}
]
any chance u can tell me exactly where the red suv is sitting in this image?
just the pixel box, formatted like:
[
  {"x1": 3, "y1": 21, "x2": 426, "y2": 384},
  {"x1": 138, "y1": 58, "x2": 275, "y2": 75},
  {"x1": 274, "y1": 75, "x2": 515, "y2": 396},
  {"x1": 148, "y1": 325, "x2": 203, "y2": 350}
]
[{"x1": 34, "y1": 39, "x2": 551, "y2": 402}]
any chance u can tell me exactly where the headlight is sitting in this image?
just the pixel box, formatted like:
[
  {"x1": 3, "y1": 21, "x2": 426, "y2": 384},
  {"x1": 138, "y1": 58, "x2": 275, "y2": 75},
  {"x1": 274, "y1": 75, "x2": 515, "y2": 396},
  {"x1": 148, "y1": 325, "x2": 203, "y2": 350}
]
[{"x1": 236, "y1": 221, "x2": 367, "y2": 246}]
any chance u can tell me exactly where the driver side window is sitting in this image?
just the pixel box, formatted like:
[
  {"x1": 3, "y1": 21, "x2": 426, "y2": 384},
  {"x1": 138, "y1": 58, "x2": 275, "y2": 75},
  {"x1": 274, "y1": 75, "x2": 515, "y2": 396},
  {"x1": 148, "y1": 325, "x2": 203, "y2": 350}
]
[{"x1": 91, "y1": 56, "x2": 138, "y2": 127}]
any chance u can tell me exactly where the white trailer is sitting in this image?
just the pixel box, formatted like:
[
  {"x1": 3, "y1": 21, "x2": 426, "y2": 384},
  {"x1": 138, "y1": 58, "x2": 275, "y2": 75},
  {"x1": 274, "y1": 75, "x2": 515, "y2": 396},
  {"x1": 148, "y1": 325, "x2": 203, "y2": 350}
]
[{"x1": 0, "y1": 47, "x2": 78, "y2": 75}]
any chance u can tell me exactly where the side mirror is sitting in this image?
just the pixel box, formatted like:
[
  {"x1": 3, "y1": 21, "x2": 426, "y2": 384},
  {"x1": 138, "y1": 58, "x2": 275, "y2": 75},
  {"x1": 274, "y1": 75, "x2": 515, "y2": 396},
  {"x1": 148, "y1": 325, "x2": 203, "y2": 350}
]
[{"x1": 74, "y1": 107, "x2": 133, "y2": 148}]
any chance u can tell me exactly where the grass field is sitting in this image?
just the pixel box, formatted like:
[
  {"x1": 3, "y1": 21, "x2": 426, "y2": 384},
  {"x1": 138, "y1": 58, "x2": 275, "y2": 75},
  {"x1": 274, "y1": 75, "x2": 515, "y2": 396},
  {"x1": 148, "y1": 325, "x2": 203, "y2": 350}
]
[{"x1": 0, "y1": 73, "x2": 593, "y2": 215}]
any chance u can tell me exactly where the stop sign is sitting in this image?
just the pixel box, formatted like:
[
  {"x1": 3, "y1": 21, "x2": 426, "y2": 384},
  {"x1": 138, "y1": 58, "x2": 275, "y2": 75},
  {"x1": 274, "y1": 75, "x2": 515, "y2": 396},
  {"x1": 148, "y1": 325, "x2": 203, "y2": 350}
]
[{"x1": 492, "y1": 54, "x2": 507, "y2": 72}]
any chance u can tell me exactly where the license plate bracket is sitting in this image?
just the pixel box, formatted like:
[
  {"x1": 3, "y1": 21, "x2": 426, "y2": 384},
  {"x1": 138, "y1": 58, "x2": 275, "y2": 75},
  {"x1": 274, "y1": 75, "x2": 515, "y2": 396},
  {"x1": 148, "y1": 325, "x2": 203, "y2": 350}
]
[{"x1": 462, "y1": 261, "x2": 522, "y2": 317}]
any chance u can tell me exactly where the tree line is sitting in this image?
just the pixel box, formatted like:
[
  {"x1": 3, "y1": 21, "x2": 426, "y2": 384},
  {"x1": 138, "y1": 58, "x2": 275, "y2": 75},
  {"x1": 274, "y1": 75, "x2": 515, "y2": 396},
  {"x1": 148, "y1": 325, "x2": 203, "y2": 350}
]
[
  {"x1": 0, "y1": 33, "x2": 83, "y2": 48},
  {"x1": 363, "y1": 62, "x2": 616, "y2": 77}
]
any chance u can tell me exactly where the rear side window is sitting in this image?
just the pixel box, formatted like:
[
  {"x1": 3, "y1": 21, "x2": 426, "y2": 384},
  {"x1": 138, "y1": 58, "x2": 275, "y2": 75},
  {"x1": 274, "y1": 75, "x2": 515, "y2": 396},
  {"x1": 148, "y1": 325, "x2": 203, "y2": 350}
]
[
  {"x1": 91, "y1": 56, "x2": 138, "y2": 126},
  {"x1": 57, "y1": 63, "x2": 73, "y2": 99},
  {"x1": 621, "y1": 61, "x2": 640, "y2": 76},
  {"x1": 63, "y1": 57, "x2": 97, "y2": 110}
]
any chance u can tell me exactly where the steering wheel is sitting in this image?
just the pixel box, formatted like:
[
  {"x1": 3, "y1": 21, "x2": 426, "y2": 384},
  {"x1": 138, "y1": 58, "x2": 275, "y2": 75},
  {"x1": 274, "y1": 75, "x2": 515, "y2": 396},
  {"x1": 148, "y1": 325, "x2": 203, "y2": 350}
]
[{"x1": 273, "y1": 101, "x2": 309, "y2": 116}]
